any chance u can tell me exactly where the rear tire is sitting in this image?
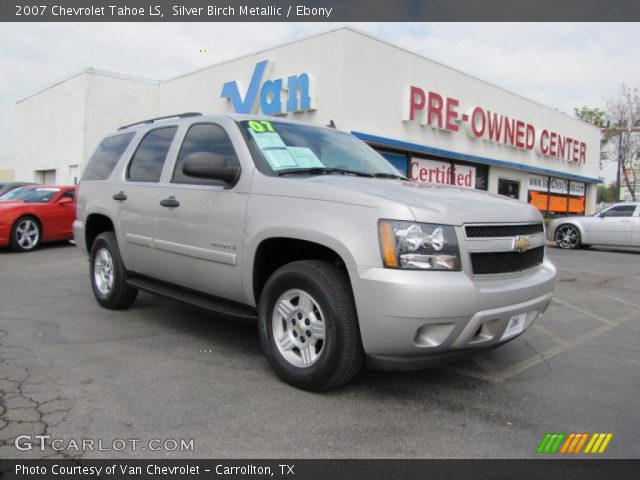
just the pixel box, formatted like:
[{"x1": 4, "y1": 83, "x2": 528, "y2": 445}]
[
  {"x1": 90, "y1": 232, "x2": 138, "y2": 309},
  {"x1": 554, "y1": 224, "x2": 581, "y2": 249},
  {"x1": 258, "y1": 260, "x2": 363, "y2": 391},
  {"x1": 10, "y1": 216, "x2": 41, "y2": 252}
]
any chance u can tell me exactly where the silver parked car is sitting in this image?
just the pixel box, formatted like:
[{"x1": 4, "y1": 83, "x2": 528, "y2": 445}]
[
  {"x1": 549, "y1": 202, "x2": 640, "y2": 249},
  {"x1": 74, "y1": 113, "x2": 556, "y2": 390}
]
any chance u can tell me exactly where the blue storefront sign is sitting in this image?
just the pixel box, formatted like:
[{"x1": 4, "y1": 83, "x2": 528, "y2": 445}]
[{"x1": 221, "y1": 60, "x2": 315, "y2": 115}]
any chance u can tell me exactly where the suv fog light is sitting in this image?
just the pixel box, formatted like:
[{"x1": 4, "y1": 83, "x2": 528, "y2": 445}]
[{"x1": 414, "y1": 323, "x2": 456, "y2": 348}]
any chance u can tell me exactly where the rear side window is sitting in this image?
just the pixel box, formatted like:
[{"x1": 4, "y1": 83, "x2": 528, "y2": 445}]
[
  {"x1": 603, "y1": 205, "x2": 637, "y2": 217},
  {"x1": 127, "y1": 127, "x2": 178, "y2": 182},
  {"x1": 172, "y1": 124, "x2": 240, "y2": 185},
  {"x1": 60, "y1": 189, "x2": 76, "y2": 200},
  {"x1": 82, "y1": 132, "x2": 135, "y2": 181}
]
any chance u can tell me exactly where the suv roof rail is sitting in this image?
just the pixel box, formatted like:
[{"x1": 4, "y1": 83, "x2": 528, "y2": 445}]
[{"x1": 118, "y1": 112, "x2": 202, "y2": 131}]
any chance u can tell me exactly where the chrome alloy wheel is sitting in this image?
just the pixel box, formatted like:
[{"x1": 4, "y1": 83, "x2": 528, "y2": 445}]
[
  {"x1": 15, "y1": 219, "x2": 39, "y2": 250},
  {"x1": 272, "y1": 289, "x2": 326, "y2": 368},
  {"x1": 93, "y1": 248, "x2": 115, "y2": 297},
  {"x1": 556, "y1": 225, "x2": 579, "y2": 249}
]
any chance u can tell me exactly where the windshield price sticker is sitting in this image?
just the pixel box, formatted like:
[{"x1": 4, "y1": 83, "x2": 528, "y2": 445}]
[
  {"x1": 246, "y1": 121, "x2": 324, "y2": 170},
  {"x1": 262, "y1": 147, "x2": 298, "y2": 170},
  {"x1": 287, "y1": 147, "x2": 324, "y2": 168}
]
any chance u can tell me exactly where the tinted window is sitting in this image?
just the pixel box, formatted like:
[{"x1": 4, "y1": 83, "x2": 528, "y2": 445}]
[
  {"x1": 82, "y1": 133, "x2": 135, "y2": 181},
  {"x1": 172, "y1": 124, "x2": 239, "y2": 185},
  {"x1": 603, "y1": 205, "x2": 636, "y2": 217},
  {"x1": 498, "y1": 179, "x2": 520, "y2": 199},
  {"x1": 61, "y1": 189, "x2": 76, "y2": 200},
  {"x1": 0, "y1": 187, "x2": 60, "y2": 202},
  {"x1": 379, "y1": 151, "x2": 408, "y2": 174},
  {"x1": 127, "y1": 127, "x2": 177, "y2": 182}
]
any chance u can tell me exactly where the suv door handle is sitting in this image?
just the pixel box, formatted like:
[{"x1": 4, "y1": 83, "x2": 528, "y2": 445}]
[
  {"x1": 160, "y1": 196, "x2": 180, "y2": 208},
  {"x1": 112, "y1": 191, "x2": 127, "y2": 201}
]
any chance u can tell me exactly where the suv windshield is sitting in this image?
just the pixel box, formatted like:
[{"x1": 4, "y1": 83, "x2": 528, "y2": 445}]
[
  {"x1": 238, "y1": 120, "x2": 406, "y2": 178},
  {"x1": 0, "y1": 186, "x2": 60, "y2": 203}
]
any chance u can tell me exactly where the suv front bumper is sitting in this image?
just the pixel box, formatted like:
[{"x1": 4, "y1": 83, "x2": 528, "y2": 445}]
[{"x1": 348, "y1": 260, "x2": 556, "y2": 370}]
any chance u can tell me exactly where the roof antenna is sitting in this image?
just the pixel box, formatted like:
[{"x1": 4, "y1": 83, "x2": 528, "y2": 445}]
[{"x1": 327, "y1": 120, "x2": 337, "y2": 129}]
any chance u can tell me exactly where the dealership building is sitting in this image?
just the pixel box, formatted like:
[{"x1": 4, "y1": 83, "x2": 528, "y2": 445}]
[{"x1": 15, "y1": 27, "x2": 602, "y2": 214}]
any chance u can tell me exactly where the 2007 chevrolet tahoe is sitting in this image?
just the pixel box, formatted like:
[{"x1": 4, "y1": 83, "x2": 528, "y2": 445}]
[{"x1": 74, "y1": 113, "x2": 556, "y2": 391}]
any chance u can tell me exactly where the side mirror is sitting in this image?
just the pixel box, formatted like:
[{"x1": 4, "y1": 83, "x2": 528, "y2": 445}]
[
  {"x1": 598, "y1": 212, "x2": 606, "y2": 218},
  {"x1": 182, "y1": 152, "x2": 239, "y2": 184},
  {"x1": 57, "y1": 197, "x2": 74, "y2": 205}
]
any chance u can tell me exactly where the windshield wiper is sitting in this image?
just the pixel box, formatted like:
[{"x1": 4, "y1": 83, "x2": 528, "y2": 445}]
[
  {"x1": 277, "y1": 167, "x2": 374, "y2": 178},
  {"x1": 372, "y1": 173, "x2": 408, "y2": 180}
]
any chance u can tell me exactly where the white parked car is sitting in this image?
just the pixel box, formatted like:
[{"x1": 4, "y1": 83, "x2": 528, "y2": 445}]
[{"x1": 549, "y1": 202, "x2": 640, "y2": 249}]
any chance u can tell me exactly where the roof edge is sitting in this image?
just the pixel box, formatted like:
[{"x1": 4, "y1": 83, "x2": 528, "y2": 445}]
[{"x1": 16, "y1": 67, "x2": 159, "y2": 104}]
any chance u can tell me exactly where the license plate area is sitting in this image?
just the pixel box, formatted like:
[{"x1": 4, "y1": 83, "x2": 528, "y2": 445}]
[{"x1": 500, "y1": 312, "x2": 527, "y2": 341}]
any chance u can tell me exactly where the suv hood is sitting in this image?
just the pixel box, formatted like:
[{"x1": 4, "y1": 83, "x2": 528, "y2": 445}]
[{"x1": 306, "y1": 176, "x2": 543, "y2": 225}]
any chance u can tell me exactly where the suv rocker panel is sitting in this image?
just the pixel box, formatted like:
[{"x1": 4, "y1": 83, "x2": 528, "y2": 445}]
[{"x1": 126, "y1": 275, "x2": 257, "y2": 321}]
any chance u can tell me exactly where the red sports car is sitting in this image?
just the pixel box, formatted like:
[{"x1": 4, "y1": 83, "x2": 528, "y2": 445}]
[{"x1": 0, "y1": 185, "x2": 76, "y2": 252}]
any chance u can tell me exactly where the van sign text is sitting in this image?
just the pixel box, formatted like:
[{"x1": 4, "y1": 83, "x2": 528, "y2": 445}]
[{"x1": 221, "y1": 60, "x2": 316, "y2": 116}]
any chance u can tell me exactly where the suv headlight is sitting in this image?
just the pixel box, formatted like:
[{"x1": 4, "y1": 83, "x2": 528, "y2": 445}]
[{"x1": 378, "y1": 220, "x2": 461, "y2": 270}]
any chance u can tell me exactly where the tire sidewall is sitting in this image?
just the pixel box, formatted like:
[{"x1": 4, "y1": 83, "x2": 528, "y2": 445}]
[
  {"x1": 11, "y1": 216, "x2": 41, "y2": 252},
  {"x1": 258, "y1": 267, "x2": 344, "y2": 389},
  {"x1": 90, "y1": 233, "x2": 125, "y2": 307},
  {"x1": 555, "y1": 223, "x2": 580, "y2": 249}
]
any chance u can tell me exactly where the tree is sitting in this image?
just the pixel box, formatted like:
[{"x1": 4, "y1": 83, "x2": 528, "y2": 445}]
[
  {"x1": 574, "y1": 106, "x2": 610, "y2": 168},
  {"x1": 596, "y1": 182, "x2": 616, "y2": 203},
  {"x1": 605, "y1": 85, "x2": 640, "y2": 201},
  {"x1": 575, "y1": 86, "x2": 640, "y2": 201}
]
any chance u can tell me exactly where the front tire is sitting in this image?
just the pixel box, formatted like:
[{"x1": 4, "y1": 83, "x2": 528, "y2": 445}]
[
  {"x1": 10, "y1": 216, "x2": 41, "y2": 252},
  {"x1": 258, "y1": 260, "x2": 363, "y2": 391},
  {"x1": 90, "y1": 232, "x2": 138, "y2": 309},
  {"x1": 555, "y1": 224, "x2": 581, "y2": 249}
]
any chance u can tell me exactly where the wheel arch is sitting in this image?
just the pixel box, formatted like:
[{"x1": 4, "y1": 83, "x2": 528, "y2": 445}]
[
  {"x1": 12, "y1": 213, "x2": 43, "y2": 236},
  {"x1": 13, "y1": 213, "x2": 42, "y2": 228},
  {"x1": 84, "y1": 213, "x2": 116, "y2": 252},
  {"x1": 251, "y1": 236, "x2": 354, "y2": 306}
]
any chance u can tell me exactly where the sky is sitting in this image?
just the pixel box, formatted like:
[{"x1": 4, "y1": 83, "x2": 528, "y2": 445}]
[{"x1": 1, "y1": 22, "x2": 638, "y2": 181}]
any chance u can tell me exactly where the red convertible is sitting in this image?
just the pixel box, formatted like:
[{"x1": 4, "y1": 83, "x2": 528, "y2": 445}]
[{"x1": 0, "y1": 185, "x2": 76, "y2": 252}]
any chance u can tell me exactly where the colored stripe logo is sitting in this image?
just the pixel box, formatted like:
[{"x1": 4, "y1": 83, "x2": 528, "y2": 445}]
[{"x1": 537, "y1": 433, "x2": 613, "y2": 454}]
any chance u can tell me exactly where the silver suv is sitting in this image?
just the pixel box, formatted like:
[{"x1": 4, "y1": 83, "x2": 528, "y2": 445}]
[{"x1": 74, "y1": 113, "x2": 556, "y2": 390}]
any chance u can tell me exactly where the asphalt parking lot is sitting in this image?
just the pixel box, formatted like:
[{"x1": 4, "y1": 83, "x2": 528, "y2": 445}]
[{"x1": 1, "y1": 243, "x2": 638, "y2": 459}]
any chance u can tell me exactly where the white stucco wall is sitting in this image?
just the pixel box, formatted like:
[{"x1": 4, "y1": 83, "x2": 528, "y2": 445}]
[
  {"x1": 157, "y1": 28, "x2": 348, "y2": 127},
  {"x1": 15, "y1": 70, "x2": 158, "y2": 185},
  {"x1": 15, "y1": 73, "x2": 87, "y2": 184},
  {"x1": 13, "y1": 27, "x2": 601, "y2": 214},
  {"x1": 83, "y1": 72, "x2": 159, "y2": 161}
]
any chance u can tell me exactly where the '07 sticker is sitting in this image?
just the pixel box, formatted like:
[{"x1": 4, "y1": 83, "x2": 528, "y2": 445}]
[{"x1": 248, "y1": 120, "x2": 275, "y2": 133}]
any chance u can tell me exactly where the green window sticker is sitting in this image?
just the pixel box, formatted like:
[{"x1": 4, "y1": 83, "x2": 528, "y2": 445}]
[{"x1": 248, "y1": 120, "x2": 275, "y2": 133}]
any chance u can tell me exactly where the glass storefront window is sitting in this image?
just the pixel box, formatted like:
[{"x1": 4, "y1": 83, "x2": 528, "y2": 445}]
[{"x1": 528, "y1": 175, "x2": 586, "y2": 216}]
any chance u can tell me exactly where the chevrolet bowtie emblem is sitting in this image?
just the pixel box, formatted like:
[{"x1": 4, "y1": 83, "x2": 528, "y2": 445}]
[{"x1": 514, "y1": 235, "x2": 530, "y2": 252}]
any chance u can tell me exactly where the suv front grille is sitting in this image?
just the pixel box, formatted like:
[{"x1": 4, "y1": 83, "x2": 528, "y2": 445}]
[
  {"x1": 465, "y1": 223, "x2": 544, "y2": 238},
  {"x1": 470, "y1": 246, "x2": 545, "y2": 275}
]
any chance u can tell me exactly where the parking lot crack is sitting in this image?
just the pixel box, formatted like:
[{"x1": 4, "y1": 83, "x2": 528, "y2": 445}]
[{"x1": 0, "y1": 328, "x2": 76, "y2": 459}]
